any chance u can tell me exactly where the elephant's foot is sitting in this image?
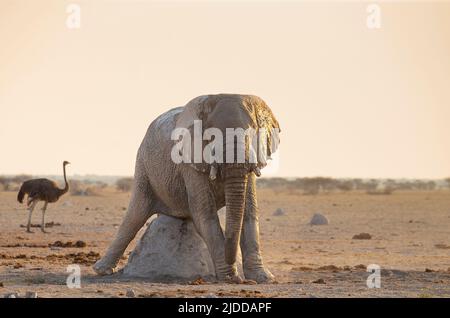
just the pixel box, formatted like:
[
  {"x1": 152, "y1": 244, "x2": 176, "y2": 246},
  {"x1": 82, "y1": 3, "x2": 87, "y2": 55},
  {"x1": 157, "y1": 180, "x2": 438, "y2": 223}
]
[
  {"x1": 225, "y1": 274, "x2": 243, "y2": 284},
  {"x1": 216, "y1": 265, "x2": 243, "y2": 284},
  {"x1": 244, "y1": 266, "x2": 275, "y2": 283},
  {"x1": 93, "y1": 257, "x2": 117, "y2": 276}
]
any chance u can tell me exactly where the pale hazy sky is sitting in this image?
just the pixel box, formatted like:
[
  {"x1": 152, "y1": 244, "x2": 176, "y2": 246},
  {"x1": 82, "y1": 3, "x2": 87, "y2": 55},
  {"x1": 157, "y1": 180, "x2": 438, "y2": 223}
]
[{"x1": 1, "y1": 1, "x2": 449, "y2": 178}]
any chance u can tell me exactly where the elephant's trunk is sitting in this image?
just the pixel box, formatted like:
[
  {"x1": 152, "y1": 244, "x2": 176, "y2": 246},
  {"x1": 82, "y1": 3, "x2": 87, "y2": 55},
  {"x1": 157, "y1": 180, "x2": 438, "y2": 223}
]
[{"x1": 224, "y1": 168, "x2": 248, "y2": 265}]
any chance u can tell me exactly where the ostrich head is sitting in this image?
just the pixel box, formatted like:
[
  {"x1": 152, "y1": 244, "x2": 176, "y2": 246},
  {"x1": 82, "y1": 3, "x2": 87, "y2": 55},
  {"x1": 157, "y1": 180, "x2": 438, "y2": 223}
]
[{"x1": 63, "y1": 161, "x2": 70, "y2": 166}]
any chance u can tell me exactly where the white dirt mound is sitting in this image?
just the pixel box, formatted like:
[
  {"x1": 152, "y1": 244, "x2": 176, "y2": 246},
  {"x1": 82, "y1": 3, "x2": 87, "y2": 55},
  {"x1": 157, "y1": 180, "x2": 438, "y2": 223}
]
[{"x1": 123, "y1": 214, "x2": 216, "y2": 281}]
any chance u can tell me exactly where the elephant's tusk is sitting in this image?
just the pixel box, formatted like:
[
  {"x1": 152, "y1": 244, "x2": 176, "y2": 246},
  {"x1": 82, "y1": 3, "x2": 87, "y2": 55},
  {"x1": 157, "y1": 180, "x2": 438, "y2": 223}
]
[{"x1": 209, "y1": 165, "x2": 217, "y2": 180}]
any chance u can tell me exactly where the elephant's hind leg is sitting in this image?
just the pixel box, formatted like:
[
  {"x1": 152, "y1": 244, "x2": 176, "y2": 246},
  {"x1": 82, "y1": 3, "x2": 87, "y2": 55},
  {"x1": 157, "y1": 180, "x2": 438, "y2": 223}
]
[{"x1": 94, "y1": 164, "x2": 154, "y2": 275}]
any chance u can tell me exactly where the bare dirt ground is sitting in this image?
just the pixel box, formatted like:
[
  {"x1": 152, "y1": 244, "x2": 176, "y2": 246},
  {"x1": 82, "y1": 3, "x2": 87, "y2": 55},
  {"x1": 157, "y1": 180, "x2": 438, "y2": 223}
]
[{"x1": 1, "y1": 189, "x2": 449, "y2": 298}]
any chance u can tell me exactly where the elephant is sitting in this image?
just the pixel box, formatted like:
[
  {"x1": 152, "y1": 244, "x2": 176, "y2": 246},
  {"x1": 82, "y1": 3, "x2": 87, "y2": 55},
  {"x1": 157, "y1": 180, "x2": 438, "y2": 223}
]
[{"x1": 93, "y1": 94, "x2": 280, "y2": 283}]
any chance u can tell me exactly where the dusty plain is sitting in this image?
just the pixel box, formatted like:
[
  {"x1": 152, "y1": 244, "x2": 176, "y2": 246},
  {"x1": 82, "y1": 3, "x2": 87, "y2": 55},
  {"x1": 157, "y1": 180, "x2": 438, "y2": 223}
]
[{"x1": 0, "y1": 188, "x2": 449, "y2": 297}]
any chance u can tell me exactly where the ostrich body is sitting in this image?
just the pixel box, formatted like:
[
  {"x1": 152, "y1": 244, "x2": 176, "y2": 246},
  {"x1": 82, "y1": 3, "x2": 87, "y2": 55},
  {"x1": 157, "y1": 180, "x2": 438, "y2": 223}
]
[{"x1": 17, "y1": 161, "x2": 70, "y2": 233}]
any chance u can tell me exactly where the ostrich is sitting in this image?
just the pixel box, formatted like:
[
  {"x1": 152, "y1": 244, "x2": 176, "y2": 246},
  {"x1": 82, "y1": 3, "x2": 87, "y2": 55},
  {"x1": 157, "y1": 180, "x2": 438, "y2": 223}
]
[{"x1": 17, "y1": 161, "x2": 70, "y2": 233}]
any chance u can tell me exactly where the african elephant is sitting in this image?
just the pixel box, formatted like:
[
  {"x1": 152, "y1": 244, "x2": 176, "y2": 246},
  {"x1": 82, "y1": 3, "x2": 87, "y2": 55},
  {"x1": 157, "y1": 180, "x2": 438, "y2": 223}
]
[{"x1": 93, "y1": 94, "x2": 280, "y2": 283}]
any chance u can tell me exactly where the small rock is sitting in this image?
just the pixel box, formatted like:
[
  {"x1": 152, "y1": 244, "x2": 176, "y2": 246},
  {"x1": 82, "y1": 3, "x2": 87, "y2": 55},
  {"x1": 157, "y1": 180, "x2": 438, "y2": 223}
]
[
  {"x1": 310, "y1": 213, "x2": 329, "y2": 225},
  {"x1": 25, "y1": 291, "x2": 37, "y2": 298},
  {"x1": 425, "y1": 268, "x2": 434, "y2": 273},
  {"x1": 75, "y1": 241, "x2": 87, "y2": 248},
  {"x1": 352, "y1": 233, "x2": 372, "y2": 240},
  {"x1": 354, "y1": 264, "x2": 366, "y2": 270},
  {"x1": 312, "y1": 278, "x2": 326, "y2": 284},
  {"x1": 126, "y1": 289, "x2": 136, "y2": 298},
  {"x1": 0, "y1": 282, "x2": 3, "y2": 287},
  {"x1": 4, "y1": 292, "x2": 19, "y2": 298},
  {"x1": 206, "y1": 293, "x2": 218, "y2": 298},
  {"x1": 273, "y1": 208, "x2": 285, "y2": 216}
]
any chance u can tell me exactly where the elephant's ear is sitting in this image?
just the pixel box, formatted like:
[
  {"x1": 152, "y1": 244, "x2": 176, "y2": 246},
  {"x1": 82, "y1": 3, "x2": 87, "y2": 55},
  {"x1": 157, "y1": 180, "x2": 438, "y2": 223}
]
[
  {"x1": 246, "y1": 96, "x2": 281, "y2": 168},
  {"x1": 176, "y1": 95, "x2": 214, "y2": 129},
  {"x1": 175, "y1": 95, "x2": 217, "y2": 173}
]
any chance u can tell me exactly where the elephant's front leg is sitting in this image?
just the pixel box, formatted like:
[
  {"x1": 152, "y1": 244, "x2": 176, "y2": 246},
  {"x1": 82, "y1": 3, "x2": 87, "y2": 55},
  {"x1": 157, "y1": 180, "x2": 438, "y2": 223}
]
[
  {"x1": 185, "y1": 176, "x2": 241, "y2": 282},
  {"x1": 93, "y1": 170, "x2": 153, "y2": 275},
  {"x1": 240, "y1": 173, "x2": 275, "y2": 283}
]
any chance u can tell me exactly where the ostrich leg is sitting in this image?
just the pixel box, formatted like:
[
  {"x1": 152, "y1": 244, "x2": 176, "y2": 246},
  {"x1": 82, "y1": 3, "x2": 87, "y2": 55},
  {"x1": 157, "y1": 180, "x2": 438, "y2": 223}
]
[
  {"x1": 41, "y1": 201, "x2": 48, "y2": 233},
  {"x1": 26, "y1": 201, "x2": 38, "y2": 233}
]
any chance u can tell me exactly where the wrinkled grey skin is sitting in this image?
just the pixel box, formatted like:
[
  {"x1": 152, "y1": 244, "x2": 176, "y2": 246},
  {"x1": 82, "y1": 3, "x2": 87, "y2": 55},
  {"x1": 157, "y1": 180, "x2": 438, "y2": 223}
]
[{"x1": 93, "y1": 94, "x2": 280, "y2": 283}]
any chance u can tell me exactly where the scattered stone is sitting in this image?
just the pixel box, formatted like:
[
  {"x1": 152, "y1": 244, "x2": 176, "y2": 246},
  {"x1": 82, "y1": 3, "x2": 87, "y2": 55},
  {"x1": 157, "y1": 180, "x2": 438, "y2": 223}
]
[
  {"x1": 49, "y1": 240, "x2": 87, "y2": 248},
  {"x1": 425, "y1": 268, "x2": 434, "y2": 273},
  {"x1": 1, "y1": 243, "x2": 47, "y2": 248},
  {"x1": 291, "y1": 266, "x2": 313, "y2": 271},
  {"x1": 434, "y1": 244, "x2": 450, "y2": 249},
  {"x1": 20, "y1": 222, "x2": 61, "y2": 229},
  {"x1": 318, "y1": 265, "x2": 341, "y2": 272},
  {"x1": 310, "y1": 213, "x2": 329, "y2": 225},
  {"x1": 126, "y1": 289, "x2": 136, "y2": 298},
  {"x1": 0, "y1": 282, "x2": 3, "y2": 287},
  {"x1": 312, "y1": 278, "x2": 326, "y2": 284},
  {"x1": 273, "y1": 208, "x2": 285, "y2": 216},
  {"x1": 25, "y1": 291, "x2": 37, "y2": 298},
  {"x1": 280, "y1": 259, "x2": 294, "y2": 265},
  {"x1": 352, "y1": 233, "x2": 372, "y2": 240},
  {"x1": 354, "y1": 264, "x2": 366, "y2": 270},
  {"x1": 4, "y1": 292, "x2": 19, "y2": 298},
  {"x1": 75, "y1": 240, "x2": 87, "y2": 248}
]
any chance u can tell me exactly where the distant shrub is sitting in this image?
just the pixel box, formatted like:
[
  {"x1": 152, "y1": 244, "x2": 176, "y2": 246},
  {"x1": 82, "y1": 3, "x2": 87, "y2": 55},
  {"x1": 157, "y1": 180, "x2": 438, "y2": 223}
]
[
  {"x1": 69, "y1": 180, "x2": 84, "y2": 196},
  {"x1": 336, "y1": 180, "x2": 354, "y2": 192},
  {"x1": 84, "y1": 187, "x2": 102, "y2": 196},
  {"x1": 0, "y1": 175, "x2": 30, "y2": 191},
  {"x1": 256, "y1": 176, "x2": 441, "y2": 193},
  {"x1": 12, "y1": 174, "x2": 32, "y2": 183},
  {"x1": 116, "y1": 177, "x2": 134, "y2": 192},
  {"x1": 366, "y1": 186, "x2": 395, "y2": 195},
  {"x1": 69, "y1": 180, "x2": 103, "y2": 196}
]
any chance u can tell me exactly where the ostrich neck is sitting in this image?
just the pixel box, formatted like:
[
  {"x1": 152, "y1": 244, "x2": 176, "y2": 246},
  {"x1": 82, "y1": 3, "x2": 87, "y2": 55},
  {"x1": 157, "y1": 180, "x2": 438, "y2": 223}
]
[{"x1": 60, "y1": 164, "x2": 69, "y2": 194}]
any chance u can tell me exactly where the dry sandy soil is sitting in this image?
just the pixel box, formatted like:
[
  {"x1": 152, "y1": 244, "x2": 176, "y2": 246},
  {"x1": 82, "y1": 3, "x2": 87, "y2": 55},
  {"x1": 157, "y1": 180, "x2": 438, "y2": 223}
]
[{"x1": 0, "y1": 189, "x2": 449, "y2": 298}]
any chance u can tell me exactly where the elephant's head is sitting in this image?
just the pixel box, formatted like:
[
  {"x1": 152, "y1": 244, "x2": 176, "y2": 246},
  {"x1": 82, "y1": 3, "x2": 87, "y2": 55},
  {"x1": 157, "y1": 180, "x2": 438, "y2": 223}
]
[{"x1": 175, "y1": 94, "x2": 280, "y2": 265}]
